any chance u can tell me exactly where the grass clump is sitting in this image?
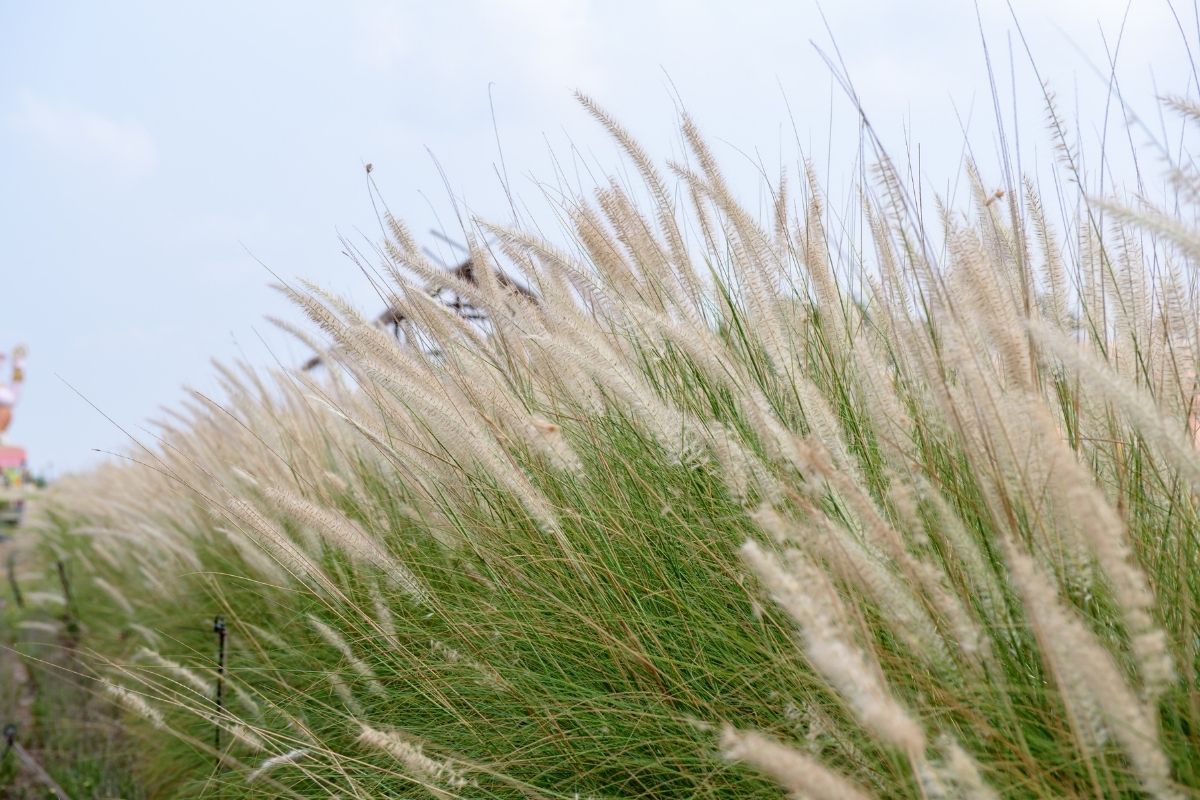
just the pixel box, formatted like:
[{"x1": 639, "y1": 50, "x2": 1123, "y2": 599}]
[{"x1": 6, "y1": 86, "x2": 1200, "y2": 798}]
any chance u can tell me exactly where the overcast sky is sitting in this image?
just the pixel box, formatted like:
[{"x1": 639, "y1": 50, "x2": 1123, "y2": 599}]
[{"x1": 0, "y1": 0, "x2": 1194, "y2": 475}]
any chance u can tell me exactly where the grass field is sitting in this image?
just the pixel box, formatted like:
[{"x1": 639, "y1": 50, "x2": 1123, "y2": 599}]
[{"x1": 3, "y1": 84, "x2": 1200, "y2": 798}]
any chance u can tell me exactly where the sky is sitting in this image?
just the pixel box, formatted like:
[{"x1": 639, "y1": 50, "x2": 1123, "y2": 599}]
[{"x1": 0, "y1": 0, "x2": 1195, "y2": 476}]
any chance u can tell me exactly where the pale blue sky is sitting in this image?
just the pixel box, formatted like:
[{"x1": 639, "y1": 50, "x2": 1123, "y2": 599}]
[{"x1": 0, "y1": 0, "x2": 1192, "y2": 474}]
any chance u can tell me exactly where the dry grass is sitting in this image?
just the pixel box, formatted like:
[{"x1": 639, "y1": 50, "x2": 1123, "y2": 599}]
[{"x1": 6, "y1": 86, "x2": 1200, "y2": 798}]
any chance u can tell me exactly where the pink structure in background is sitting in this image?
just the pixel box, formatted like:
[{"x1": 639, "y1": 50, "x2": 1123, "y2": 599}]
[
  {"x1": 0, "y1": 445, "x2": 26, "y2": 483},
  {"x1": 0, "y1": 346, "x2": 29, "y2": 526},
  {"x1": 0, "y1": 444, "x2": 28, "y2": 526}
]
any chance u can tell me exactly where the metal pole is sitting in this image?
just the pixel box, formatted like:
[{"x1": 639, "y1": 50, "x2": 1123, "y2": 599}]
[{"x1": 5, "y1": 724, "x2": 73, "y2": 799}]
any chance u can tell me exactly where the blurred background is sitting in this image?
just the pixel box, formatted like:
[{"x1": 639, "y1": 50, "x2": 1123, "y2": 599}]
[{"x1": 0, "y1": 0, "x2": 1192, "y2": 476}]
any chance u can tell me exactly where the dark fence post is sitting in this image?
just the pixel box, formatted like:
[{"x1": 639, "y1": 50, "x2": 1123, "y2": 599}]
[
  {"x1": 213, "y1": 615, "x2": 226, "y2": 750},
  {"x1": 55, "y1": 559, "x2": 77, "y2": 635},
  {"x1": 5, "y1": 552, "x2": 21, "y2": 608}
]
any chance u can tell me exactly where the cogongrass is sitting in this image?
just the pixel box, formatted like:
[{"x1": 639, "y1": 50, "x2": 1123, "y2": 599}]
[{"x1": 8, "y1": 89, "x2": 1200, "y2": 798}]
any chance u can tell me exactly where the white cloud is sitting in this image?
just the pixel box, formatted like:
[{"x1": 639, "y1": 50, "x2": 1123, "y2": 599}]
[{"x1": 10, "y1": 91, "x2": 158, "y2": 176}]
